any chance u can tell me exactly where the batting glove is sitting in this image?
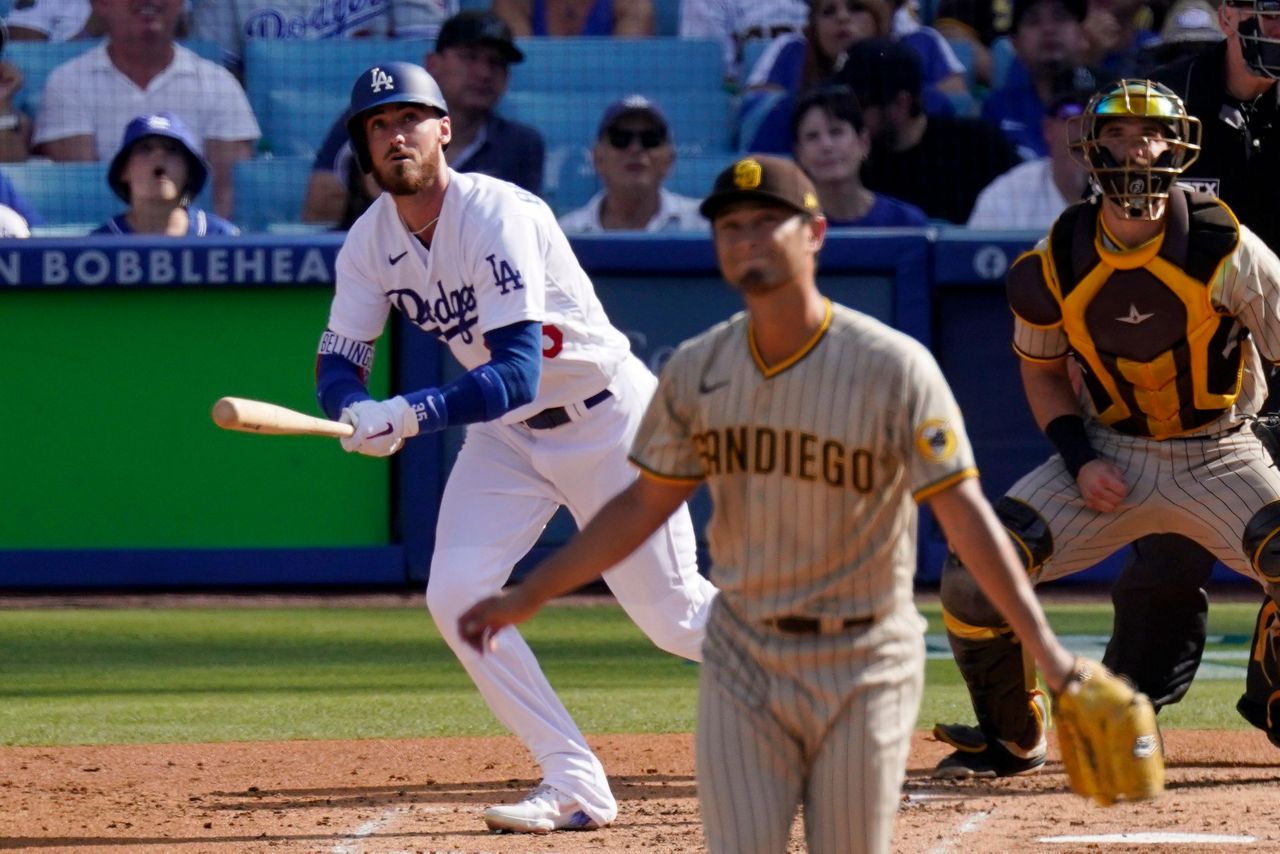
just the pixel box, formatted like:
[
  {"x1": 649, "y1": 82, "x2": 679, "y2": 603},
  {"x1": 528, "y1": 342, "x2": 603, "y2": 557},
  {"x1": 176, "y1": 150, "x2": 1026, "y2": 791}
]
[{"x1": 339, "y1": 396, "x2": 419, "y2": 457}]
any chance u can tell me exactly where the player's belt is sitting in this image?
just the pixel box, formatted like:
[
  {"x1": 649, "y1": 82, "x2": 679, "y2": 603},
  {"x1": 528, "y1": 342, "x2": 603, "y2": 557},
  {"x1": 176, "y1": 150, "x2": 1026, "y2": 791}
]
[
  {"x1": 523, "y1": 389, "x2": 613, "y2": 430},
  {"x1": 764, "y1": 615, "x2": 875, "y2": 635}
]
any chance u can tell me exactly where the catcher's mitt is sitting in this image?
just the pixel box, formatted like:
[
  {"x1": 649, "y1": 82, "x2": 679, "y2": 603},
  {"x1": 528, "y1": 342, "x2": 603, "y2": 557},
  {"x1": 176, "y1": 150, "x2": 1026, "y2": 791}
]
[{"x1": 1053, "y1": 657, "x2": 1164, "y2": 806}]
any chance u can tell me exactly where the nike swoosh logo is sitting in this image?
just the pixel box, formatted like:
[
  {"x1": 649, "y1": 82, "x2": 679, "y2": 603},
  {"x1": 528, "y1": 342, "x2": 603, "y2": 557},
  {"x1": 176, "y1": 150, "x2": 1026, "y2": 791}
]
[
  {"x1": 388, "y1": 251, "x2": 408, "y2": 265},
  {"x1": 699, "y1": 378, "x2": 730, "y2": 394},
  {"x1": 369, "y1": 423, "x2": 394, "y2": 438}
]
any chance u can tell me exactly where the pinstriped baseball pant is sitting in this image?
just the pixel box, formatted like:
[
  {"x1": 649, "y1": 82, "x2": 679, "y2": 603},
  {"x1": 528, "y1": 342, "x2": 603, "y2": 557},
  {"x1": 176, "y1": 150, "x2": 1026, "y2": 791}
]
[
  {"x1": 696, "y1": 599, "x2": 925, "y2": 854},
  {"x1": 1014, "y1": 422, "x2": 1280, "y2": 599}
]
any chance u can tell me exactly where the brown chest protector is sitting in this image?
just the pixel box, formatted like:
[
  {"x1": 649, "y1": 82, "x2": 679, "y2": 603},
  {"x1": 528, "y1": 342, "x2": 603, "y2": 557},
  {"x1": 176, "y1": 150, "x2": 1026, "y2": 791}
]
[{"x1": 1047, "y1": 190, "x2": 1242, "y2": 438}]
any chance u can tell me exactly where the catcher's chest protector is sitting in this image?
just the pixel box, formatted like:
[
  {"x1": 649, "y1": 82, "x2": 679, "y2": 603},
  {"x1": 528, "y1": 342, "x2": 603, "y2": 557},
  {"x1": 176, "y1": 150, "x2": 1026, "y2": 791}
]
[{"x1": 1046, "y1": 191, "x2": 1242, "y2": 439}]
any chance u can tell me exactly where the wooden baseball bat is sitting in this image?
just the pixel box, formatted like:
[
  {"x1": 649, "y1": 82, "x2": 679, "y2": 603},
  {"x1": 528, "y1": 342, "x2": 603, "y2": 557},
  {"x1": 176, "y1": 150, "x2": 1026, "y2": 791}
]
[{"x1": 211, "y1": 396, "x2": 354, "y2": 438}]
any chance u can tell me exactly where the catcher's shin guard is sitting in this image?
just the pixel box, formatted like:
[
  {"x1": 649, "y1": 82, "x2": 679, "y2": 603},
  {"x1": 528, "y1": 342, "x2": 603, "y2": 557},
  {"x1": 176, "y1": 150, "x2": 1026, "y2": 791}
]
[
  {"x1": 1103, "y1": 534, "x2": 1212, "y2": 710},
  {"x1": 1237, "y1": 596, "x2": 1280, "y2": 747},
  {"x1": 934, "y1": 552, "x2": 1045, "y2": 777}
]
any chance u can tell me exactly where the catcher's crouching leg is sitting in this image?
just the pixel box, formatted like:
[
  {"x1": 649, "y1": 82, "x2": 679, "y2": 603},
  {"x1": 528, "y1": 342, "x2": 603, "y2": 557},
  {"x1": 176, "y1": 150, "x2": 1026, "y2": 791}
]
[
  {"x1": 1236, "y1": 596, "x2": 1280, "y2": 747},
  {"x1": 1103, "y1": 534, "x2": 1212, "y2": 711},
  {"x1": 933, "y1": 499, "x2": 1049, "y2": 780}
]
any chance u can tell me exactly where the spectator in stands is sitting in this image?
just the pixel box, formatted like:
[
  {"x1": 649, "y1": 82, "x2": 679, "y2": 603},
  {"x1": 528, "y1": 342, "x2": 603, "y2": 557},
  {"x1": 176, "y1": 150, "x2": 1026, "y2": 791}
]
[
  {"x1": 967, "y1": 68, "x2": 1092, "y2": 228},
  {"x1": 1082, "y1": 0, "x2": 1160, "y2": 73},
  {"x1": 982, "y1": 0, "x2": 1089, "y2": 160},
  {"x1": 5, "y1": 0, "x2": 101, "y2": 40},
  {"x1": 739, "y1": 0, "x2": 967, "y2": 152},
  {"x1": 390, "y1": 0, "x2": 462, "y2": 38},
  {"x1": 302, "y1": 10, "x2": 544, "y2": 224},
  {"x1": 558, "y1": 95, "x2": 706, "y2": 233},
  {"x1": 790, "y1": 84, "x2": 928, "y2": 226},
  {"x1": 835, "y1": 38, "x2": 1021, "y2": 222},
  {"x1": 887, "y1": 0, "x2": 973, "y2": 107},
  {"x1": 679, "y1": 0, "x2": 809, "y2": 84},
  {"x1": 32, "y1": 0, "x2": 260, "y2": 220},
  {"x1": 93, "y1": 111, "x2": 239, "y2": 236},
  {"x1": 0, "y1": 53, "x2": 32, "y2": 162},
  {"x1": 931, "y1": 0, "x2": 1014, "y2": 87},
  {"x1": 191, "y1": 1, "x2": 454, "y2": 72},
  {"x1": 739, "y1": 0, "x2": 892, "y2": 152},
  {"x1": 1132, "y1": 0, "x2": 1223, "y2": 71},
  {"x1": 493, "y1": 0, "x2": 655, "y2": 35}
]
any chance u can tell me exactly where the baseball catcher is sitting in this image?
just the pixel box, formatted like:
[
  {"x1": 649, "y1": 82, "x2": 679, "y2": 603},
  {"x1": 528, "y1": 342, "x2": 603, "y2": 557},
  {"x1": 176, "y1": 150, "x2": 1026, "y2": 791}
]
[{"x1": 931, "y1": 78, "x2": 1280, "y2": 802}]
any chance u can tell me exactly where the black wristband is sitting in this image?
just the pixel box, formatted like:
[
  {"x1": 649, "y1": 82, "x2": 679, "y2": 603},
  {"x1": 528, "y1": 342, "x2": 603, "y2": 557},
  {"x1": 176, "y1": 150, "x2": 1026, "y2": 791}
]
[{"x1": 1044, "y1": 414, "x2": 1098, "y2": 479}]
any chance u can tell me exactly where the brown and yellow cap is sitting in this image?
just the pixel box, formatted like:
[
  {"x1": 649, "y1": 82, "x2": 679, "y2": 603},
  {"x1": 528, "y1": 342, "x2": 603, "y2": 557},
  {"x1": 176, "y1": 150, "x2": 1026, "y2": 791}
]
[{"x1": 699, "y1": 155, "x2": 823, "y2": 222}]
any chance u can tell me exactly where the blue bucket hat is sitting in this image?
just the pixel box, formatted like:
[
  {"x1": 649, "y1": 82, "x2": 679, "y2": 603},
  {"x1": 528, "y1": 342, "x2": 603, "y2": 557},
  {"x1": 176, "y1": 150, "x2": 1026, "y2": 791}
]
[{"x1": 108, "y1": 112, "x2": 210, "y2": 202}]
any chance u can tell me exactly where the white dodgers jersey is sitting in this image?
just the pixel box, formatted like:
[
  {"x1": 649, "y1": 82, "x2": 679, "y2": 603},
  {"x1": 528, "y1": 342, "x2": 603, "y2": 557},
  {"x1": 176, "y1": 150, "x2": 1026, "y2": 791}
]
[{"x1": 328, "y1": 170, "x2": 631, "y2": 423}]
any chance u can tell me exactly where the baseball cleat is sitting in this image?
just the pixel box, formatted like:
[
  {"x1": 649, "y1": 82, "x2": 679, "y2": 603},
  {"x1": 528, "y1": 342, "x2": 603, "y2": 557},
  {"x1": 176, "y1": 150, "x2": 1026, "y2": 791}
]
[
  {"x1": 931, "y1": 732, "x2": 1047, "y2": 779},
  {"x1": 483, "y1": 783, "x2": 602, "y2": 833},
  {"x1": 932, "y1": 691, "x2": 1048, "y2": 779}
]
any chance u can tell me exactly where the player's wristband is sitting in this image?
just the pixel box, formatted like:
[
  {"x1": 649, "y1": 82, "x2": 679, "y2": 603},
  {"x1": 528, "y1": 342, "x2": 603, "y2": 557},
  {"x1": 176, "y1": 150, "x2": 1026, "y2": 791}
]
[{"x1": 1044, "y1": 414, "x2": 1098, "y2": 479}]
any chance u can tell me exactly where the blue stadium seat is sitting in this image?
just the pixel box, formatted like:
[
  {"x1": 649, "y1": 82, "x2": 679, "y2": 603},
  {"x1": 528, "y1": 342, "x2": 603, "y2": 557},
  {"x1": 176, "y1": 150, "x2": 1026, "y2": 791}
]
[
  {"x1": 243, "y1": 38, "x2": 433, "y2": 157},
  {"x1": 666, "y1": 151, "x2": 738, "y2": 199},
  {"x1": 2, "y1": 161, "x2": 114, "y2": 232},
  {"x1": 501, "y1": 88, "x2": 734, "y2": 153},
  {"x1": 8, "y1": 39, "x2": 225, "y2": 120},
  {"x1": 945, "y1": 37, "x2": 979, "y2": 93},
  {"x1": 509, "y1": 37, "x2": 723, "y2": 93},
  {"x1": 991, "y1": 36, "x2": 1016, "y2": 90},
  {"x1": 231, "y1": 156, "x2": 314, "y2": 232},
  {"x1": 653, "y1": 0, "x2": 682, "y2": 36}
]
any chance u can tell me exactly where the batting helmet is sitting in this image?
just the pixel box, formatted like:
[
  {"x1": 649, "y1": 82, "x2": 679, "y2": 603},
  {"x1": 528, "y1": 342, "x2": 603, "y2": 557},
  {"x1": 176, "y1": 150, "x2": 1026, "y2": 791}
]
[
  {"x1": 1227, "y1": 0, "x2": 1280, "y2": 78},
  {"x1": 346, "y1": 62, "x2": 449, "y2": 173},
  {"x1": 108, "y1": 111, "x2": 210, "y2": 203},
  {"x1": 1068, "y1": 79, "x2": 1201, "y2": 220}
]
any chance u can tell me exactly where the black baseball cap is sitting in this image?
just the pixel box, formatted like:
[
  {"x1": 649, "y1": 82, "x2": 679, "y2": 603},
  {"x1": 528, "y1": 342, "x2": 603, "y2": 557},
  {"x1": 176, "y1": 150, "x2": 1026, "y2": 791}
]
[
  {"x1": 700, "y1": 155, "x2": 823, "y2": 221},
  {"x1": 831, "y1": 39, "x2": 922, "y2": 106},
  {"x1": 1045, "y1": 66, "x2": 1102, "y2": 118},
  {"x1": 1012, "y1": 0, "x2": 1087, "y2": 32},
  {"x1": 436, "y1": 11, "x2": 524, "y2": 64}
]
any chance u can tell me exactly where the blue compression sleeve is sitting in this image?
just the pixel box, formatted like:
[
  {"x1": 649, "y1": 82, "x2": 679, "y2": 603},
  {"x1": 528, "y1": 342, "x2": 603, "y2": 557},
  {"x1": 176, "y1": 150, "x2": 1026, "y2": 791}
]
[
  {"x1": 316, "y1": 352, "x2": 371, "y2": 420},
  {"x1": 400, "y1": 321, "x2": 543, "y2": 431}
]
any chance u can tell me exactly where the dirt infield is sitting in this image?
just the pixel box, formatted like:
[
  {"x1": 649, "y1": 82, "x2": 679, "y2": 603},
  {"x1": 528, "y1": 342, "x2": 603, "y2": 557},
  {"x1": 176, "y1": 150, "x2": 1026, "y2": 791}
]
[{"x1": 2, "y1": 730, "x2": 1277, "y2": 853}]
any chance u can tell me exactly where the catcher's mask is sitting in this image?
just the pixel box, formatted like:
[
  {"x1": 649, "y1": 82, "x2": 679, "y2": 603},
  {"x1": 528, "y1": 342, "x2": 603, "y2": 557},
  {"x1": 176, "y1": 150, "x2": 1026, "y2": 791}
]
[
  {"x1": 1228, "y1": 0, "x2": 1280, "y2": 78},
  {"x1": 1068, "y1": 79, "x2": 1201, "y2": 220}
]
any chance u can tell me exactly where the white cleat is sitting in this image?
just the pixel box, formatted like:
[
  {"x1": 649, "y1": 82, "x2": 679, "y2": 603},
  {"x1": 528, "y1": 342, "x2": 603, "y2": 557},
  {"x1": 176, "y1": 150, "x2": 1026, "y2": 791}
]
[{"x1": 482, "y1": 783, "x2": 602, "y2": 834}]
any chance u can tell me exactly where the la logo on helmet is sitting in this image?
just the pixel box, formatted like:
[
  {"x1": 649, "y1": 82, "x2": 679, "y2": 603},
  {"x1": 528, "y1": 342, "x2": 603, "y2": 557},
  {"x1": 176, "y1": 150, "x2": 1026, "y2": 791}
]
[{"x1": 370, "y1": 67, "x2": 396, "y2": 94}]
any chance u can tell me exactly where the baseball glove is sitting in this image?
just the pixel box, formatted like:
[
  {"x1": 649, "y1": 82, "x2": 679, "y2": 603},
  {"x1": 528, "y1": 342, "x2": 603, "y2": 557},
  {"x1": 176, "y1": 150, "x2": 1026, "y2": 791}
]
[
  {"x1": 1252, "y1": 414, "x2": 1280, "y2": 467},
  {"x1": 1053, "y1": 657, "x2": 1164, "y2": 806}
]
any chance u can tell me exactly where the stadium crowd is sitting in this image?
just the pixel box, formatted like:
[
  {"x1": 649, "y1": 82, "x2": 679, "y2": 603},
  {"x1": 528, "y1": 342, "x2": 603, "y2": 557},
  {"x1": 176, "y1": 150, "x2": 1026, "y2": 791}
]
[{"x1": 0, "y1": 0, "x2": 1236, "y2": 234}]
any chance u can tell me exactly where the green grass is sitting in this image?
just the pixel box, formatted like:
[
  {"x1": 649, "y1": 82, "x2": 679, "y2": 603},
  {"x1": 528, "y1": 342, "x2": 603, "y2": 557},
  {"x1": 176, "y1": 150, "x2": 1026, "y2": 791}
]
[{"x1": 0, "y1": 599, "x2": 1261, "y2": 746}]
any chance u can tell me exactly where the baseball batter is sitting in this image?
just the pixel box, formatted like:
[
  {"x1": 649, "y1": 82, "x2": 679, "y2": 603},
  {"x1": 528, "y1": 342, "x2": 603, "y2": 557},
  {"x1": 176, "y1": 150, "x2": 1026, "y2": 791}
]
[
  {"x1": 458, "y1": 155, "x2": 1083, "y2": 853},
  {"x1": 315, "y1": 62, "x2": 717, "y2": 833},
  {"x1": 934, "y1": 79, "x2": 1280, "y2": 778}
]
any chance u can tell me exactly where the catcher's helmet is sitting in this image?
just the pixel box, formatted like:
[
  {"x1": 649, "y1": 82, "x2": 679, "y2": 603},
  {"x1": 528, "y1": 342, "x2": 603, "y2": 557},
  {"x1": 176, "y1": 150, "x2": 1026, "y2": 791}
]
[
  {"x1": 1068, "y1": 79, "x2": 1201, "y2": 220},
  {"x1": 346, "y1": 62, "x2": 449, "y2": 173},
  {"x1": 1227, "y1": 0, "x2": 1280, "y2": 78}
]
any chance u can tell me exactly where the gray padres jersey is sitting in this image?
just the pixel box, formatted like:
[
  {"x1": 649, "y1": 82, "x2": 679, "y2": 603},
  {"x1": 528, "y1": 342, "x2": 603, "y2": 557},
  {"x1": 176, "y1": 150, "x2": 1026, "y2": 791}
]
[{"x1": 631, "y1": 299, "x2": 977, "y2": 624}]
